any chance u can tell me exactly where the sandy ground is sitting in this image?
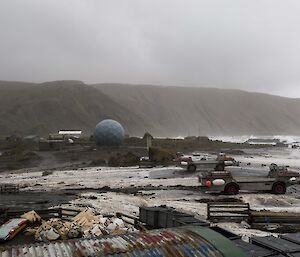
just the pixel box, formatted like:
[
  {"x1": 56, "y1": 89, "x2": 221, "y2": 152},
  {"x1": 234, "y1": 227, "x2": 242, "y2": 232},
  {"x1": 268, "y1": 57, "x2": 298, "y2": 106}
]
[{"x1": 1, "y1": 147, "x2": 300, "y2": 240}]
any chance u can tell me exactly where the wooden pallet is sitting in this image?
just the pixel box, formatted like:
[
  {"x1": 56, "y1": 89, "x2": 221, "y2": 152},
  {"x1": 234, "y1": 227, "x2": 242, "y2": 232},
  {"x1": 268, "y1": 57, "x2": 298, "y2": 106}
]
[
  {"x1": 0, "y1": 207, "x2": 84, "y2": 222},
  {"x1": 250, "y1": 211, "x2": 300, "y2": 232},
  {"x1": 207, "y1": 202, "x2": 250, "y2": 222}
]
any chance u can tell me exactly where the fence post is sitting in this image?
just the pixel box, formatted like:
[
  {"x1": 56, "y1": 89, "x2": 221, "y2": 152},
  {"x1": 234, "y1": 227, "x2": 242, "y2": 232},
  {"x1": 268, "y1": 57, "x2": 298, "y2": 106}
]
[
  {"x1": 247, "y1": 203, "x2": 250, "y2": 214},
  {"x1": 58, "y1": 208, "x2": 62, "y2": 218},
  {"x1": 207, "y1": 203, "x2": 210, "y2": 220}
]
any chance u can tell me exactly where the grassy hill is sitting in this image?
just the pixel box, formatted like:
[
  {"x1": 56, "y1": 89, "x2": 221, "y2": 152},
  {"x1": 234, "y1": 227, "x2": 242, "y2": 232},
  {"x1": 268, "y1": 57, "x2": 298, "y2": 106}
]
[{"x1": 1, "y1": 80, "x2": 300, "y2": 137}]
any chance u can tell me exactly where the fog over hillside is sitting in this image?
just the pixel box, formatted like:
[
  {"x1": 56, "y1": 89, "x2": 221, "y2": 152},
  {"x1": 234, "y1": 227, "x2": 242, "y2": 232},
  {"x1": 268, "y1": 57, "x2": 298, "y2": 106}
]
[{"x1": 1, "y1": 80, "x2": 300, "y2": 137}]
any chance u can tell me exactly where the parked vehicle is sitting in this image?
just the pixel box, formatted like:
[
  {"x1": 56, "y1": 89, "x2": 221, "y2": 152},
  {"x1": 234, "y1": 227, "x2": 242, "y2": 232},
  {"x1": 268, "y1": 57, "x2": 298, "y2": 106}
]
[
  {"x1": 181, "y1": 159, "x2": 225, "y2": 172},
  {"x1": 217, "y1": 153, "x2": 240, "y2": 167},
  {"x1": 139, "y1": 156, "x2": 155, "y2": 168},
  {"x1": 199, "y1": 164, "x2": 300, "y2": 195},
  {"x1": 179, "y1": 153, "x2": 214, "y2": 162},
  {"x1": 180, "y1": 153, "x2": 239, "y2": 172}
]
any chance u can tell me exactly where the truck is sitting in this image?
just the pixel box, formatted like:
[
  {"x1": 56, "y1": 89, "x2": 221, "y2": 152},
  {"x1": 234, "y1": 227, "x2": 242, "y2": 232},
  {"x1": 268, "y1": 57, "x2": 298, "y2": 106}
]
[
  {"x1": 180, "y1": 153, "x2": 239, "y2": 172},
  {"x1": 199, "y1": 164, "x2": 300, "y2": 195}
]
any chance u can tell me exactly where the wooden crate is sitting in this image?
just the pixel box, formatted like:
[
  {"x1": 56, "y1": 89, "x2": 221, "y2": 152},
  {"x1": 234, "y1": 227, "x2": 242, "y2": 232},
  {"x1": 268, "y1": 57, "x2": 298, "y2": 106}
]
[{"x1": 207, "y1": 202, "x2": 250, "y2": 222}]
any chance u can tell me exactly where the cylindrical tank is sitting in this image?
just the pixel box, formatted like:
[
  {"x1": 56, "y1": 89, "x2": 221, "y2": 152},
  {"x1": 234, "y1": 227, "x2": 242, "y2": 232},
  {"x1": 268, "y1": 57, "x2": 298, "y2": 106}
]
[{"x1": 213, "y1": 179, "x2": 226, "y2": 186}]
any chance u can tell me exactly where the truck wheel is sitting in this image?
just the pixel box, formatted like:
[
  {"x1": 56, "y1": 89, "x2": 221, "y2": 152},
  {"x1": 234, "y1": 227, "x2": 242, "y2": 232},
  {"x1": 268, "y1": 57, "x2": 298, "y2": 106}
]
[
  {"x1": 215, "y1": 163, "x2": 225, "y2": 171},
  {"x1": 224, "y1": 183, "x2": 239, "y2": 195},
  {"x1": 272, "y1": 182, "x2": 286, "y2": 194},
  {"x1": 187, "y1": 164, "x2": 196, "y2": 172}
]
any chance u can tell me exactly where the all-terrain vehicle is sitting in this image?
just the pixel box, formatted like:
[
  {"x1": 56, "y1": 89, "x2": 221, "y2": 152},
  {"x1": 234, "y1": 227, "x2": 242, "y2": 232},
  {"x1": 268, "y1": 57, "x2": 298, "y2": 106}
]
[{"x1": 199, "y1": 164, "x2": 299, "y2": 195}]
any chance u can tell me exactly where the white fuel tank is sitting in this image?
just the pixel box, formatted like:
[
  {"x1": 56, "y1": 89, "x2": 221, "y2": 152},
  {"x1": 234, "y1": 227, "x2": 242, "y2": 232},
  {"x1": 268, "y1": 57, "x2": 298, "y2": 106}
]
[{"x1": 212, "y1": 179, "x2": 225, "y2": 186}]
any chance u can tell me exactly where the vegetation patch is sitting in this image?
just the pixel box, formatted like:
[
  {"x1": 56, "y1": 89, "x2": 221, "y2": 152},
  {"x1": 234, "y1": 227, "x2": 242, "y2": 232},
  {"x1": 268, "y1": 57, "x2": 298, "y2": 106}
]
[{"x1": 108, "y1": 152, "x2": 140, "y2": 167}]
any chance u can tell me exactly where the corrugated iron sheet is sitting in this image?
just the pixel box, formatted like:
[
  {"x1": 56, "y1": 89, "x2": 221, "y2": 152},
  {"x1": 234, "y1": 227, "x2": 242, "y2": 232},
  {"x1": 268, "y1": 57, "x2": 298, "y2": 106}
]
[
  {"x1": 233, "y1": 239, "x2": 281, "y2": 257},
  {"x1": 0, "y1": 219, "x2": 27, "y2": 242},
  {"x1": 0, "y1": 227, "x2": 224, "y2": 257},
  {"x1": 252, "y1": 236, "x2": 300, "y2": 256},
  {"x1": 280, "y1": 232, "x2": 300, "y2": 244}
]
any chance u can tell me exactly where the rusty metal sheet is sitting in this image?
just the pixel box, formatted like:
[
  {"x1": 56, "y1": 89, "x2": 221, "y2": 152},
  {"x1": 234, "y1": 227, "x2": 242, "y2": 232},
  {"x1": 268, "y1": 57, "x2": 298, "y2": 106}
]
[{"x1": 0, "y1": 227, "x2": 225, "y2": 257}]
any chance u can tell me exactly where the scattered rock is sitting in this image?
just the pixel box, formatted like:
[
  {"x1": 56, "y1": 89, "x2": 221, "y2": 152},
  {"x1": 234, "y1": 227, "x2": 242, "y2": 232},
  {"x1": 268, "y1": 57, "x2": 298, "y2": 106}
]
[
  {"x1": 240, "y1": 221, "x2": 251, "y2": 229},
  {"x1": 83, "y1": 195, "x2": 98, "y2": 200},
  {"x1": 21, "y1": 210, "x2": 41, "y2": 223},
  {"x1": 42, "y1": 170, "x2": 53, "y2": 176},
  {"x1": 35, "y1": 200, "x2": 49, "y2": 205},
  {"x1": 19, "y1": 183, "x2": 29, "y2": 189}
]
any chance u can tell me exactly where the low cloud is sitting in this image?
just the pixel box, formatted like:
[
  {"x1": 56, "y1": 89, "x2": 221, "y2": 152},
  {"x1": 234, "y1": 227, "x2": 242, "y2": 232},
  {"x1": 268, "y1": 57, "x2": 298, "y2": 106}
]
[{"x1": 0, "y1": 0, "x2": 299, "y2": 97}]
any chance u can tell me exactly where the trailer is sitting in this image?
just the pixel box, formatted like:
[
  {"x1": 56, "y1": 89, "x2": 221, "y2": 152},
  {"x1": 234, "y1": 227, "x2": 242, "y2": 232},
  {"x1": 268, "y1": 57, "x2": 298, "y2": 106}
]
[
  {"x1": 199, "y1": 164, "x2": 300, "y2": 194},
  {"x1": 181, "y1": 159, "x2": 225, "y2": 172},
  {"x1": 180, "y1": 153, "x2": 239, "y2": 172}
]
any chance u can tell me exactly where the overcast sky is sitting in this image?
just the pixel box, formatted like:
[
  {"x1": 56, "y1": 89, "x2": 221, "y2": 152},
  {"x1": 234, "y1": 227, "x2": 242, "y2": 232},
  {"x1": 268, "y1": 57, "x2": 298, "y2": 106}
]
[{"x1": 0, "y1": 0, "x2": 300, "y2": 97}]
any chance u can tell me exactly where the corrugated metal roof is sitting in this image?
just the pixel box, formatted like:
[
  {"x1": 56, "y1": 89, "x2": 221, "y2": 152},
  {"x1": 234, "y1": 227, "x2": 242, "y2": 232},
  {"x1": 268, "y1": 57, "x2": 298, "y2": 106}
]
[
  {"x1": 233, "y1": 239, "x2": 284, "y2": 257},
  {"x1": 280, "y1": 232, "x2": 300, "y2": 244},
  {"x1": 0, "y1": 226, "x2": 229, "y2": 257},
  {"x1": 252, "y1": 235, "x2": 300, "y2": 257}
]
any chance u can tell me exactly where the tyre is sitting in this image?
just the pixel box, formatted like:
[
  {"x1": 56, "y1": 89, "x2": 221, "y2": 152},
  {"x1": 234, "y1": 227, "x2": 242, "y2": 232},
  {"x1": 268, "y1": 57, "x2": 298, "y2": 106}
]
[
  {"x1": 224, "y1": 183, "x2": 239, "y2": 195},
  {"x1": 187, "y1": 164, "x2": 196, "y2": 172},
  {"x1": 272, "y1": 182, "x2": 286, "y2": 194}
]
